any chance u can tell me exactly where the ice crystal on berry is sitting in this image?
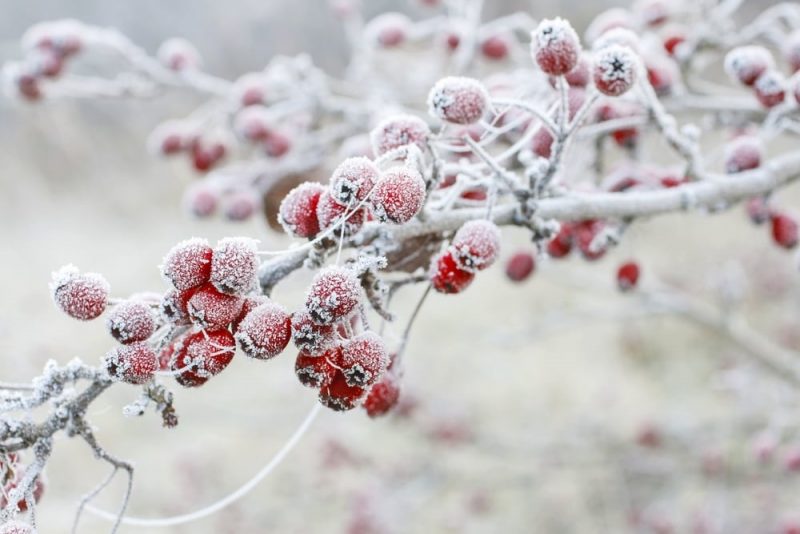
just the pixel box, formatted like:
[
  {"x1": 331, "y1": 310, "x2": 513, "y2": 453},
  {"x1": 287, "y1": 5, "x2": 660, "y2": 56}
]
[
  {"x1": 427, "y1": 77, "x2": 489, "y2": 125},
  {"x1": 235, "y1": 302, "x2": 292, "y2": 360},
  {"x1": 50, "y1": 264, "x2": 109, "y2": 321},
  {"x1": 210, "y1": 237, "x2": 259, "y2": 295}
]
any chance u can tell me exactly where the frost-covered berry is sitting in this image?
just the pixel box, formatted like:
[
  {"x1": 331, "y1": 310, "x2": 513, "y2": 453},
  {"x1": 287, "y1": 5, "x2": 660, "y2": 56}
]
[
  {"x1": 187, "y1": 282, "x2": 244, "y2": 329},
  {"x1": 0, "y1": 469, "x2": 44, "y2": 512},
  {"x1": 191, "y1": 136, "x2": 227, "y2": 172},
  {"x1": 427, "y1": 77, "x2": 489, "y2": 125},
  {"x1": 505, "y1": 251, "x2": 535, "y2": 282},
  {"x1": 340, "y1": 332, "x2": 389, "y2": 387},
  {"x1": 575, "y1": 220, "x2": 607, "y2": 260},
  {"x1": 754, "y1": 70, "x2": 786, "y2": 108},
  {"x1": 451, "y1": 220, "x2": 501, "y2": 272},
  {"x1": 234, "y1": 106, "x2": 272, "y2": 142},
  {"x1": 617, "y1": 261, "x2": 640, "y2": 291},
  {"x1": 50, "y1": 265, "x2": 109, "y2": 321},
  {"x1": 430, "y1": 250, "x2": 474, "y2": 294},
  {"x1": 291, "y1": 310, "x2": 335, "y2": 355},
  {"x1": 233, "y1": 73, "x2": 267, "y2": 107},
  {"x1": 263, "y1": 131, "x2": 292, "y2": 158},
  {"x1": 104, "y1": 342, "x2": 158, "y2": 385},
  {"x1": 662, "y1": 27, "x2": 686, "y2": 57},
  {"x1": 316, "y1": 191, "x2": 366, "y2": 238},
  {"x1": 646, "y1": 55, "x2": 678, "y2": 96},
  {"x1": 370, "y1": 166, "x2": 426, "y2": 224},
  {"x1": 370, "y1": 114, "x2": 431, "y2": 156},
  {"x1": 593, "y1": 45, "x2": 637, "y2": 97},
  {"x1": 724, "y1": 136, "x2": 762, "y2": 174},
  {"x1": 0, "y1": 520, "x2": 36, "y2": 534},
  {"x1": 547, "y1": 223, "x2": 574, "y2": 258},
  {"x1": 585, "y1": 8, "x2": 634, "y2": 45},
  {"x1": 147, "y1": 120, "x2": 193, "y2": 156},
  {"x1": 305, "y1": 267, "x2": 362, "y2": 325},
  {"x1": 550, "y1": 53, "x2": 591, "y2": 88},
  {"x1": 106, "y1": 300, "x2": 156, "y2": 344},
  {"x1": 771, "y1": 213, "x2": 799, "y2": 249},
  {"x1": 746, "y1": 197, "x2": 771, "y2": 225},
  {"x1": 160, "y1": 288, "x2": 196, "y2": 324},
  {"x1": 593, "y1": 28, "x2": 640, "y2": 53},
  {"x1": 319, "y1": 373, "x2": 366, "y2": 412},
  {"x1": 183, "y1": 184, "x2": 218, "y2": 218},
  {"x1": 295, "y1": 348, "x2": 339, "y2": 389},
  {"x1": 210, "y1": 237, "x2": 259, "y2": 295},
  {"x1": 531, "y1": 18, "x2": 581, "y2": 76},
  {"x1": 222, "y1": 190, "x2": 259, "y2": 222},
  {"x1": 157, "y1": 38, "x2": 202, "y2": 71},
  {"x1": 785, "y1": 31, "x2": 800, "y2": 73},
  {"x1": 279, "y1": 182, "x2": 325, "y2": 238},
  {"x1": 363, "y1": 374, "x2": 400, "y2": 418},
  {"x1": 366, "y1": 13, "x2": 411, "y2": 48},
  {"x1": 480, "y1": 34, "x2": 510, "y2": 61},
  {"x1": 330, "y1": 157, "x2": 380, "y2": 206},
  {"x1": 634, "y1": 0, "x2": 670, "y2": 26},
  {"x1": 235, "y1": 302, "x2": 292, "y2": 360},
  {"x1": 530, "y1": 127, "x2": 554, "y2": 158},
  {"x1": 161, "y1": 238, "x2": 213, "y2": 291},
  {"x1": 171, "y1": 329, "x2": 236, "y2": 388},
  {"x1": 232, "y1": 294, "x2": 270, "y2": 332},
  {"x1": 724, "y1": 46, "x2": 774, "y2": 87}
]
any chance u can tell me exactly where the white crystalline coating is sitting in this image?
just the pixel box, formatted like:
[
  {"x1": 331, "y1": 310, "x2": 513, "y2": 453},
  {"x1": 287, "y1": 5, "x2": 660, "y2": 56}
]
[
  {"x1": 50, "y1": 264, "x2": 110, "y2": 321},
  {"x1": 291, "y1": 311, "x2": 335, "y2": 355},
  {"x1": 316, "y1": 191, "x2": 365, "y2": 238},
  {"x1": 592, "y1": 28, "x2": 640, "y2": 53},
  {"x1": 279, "y1": 182, "x2": 325, "y2": 238},
  {"x1": 370, "y1": 114, "x2": 431, "y2": 156},
  {"x1": 531, "y1": 18, "x2": 580, "y2": 75},
  {"x1": 235, "y1": 303, "x2": 292, "y2": 360},
  {"x1": 340, "y1": 332, "x2": 389, "y2": 387},
  {"x1": 370, "y1": 166, "x2": 426, "y2": 224},
  {"x1": 106, "y1": 300, "x2": 156, "y2": 344},
  {"x1": 724, "y1": 136, "x2": 763, "y2": 174},
  {"x1": 329, "y1": 157, "x2": 380, "y2": 205},
  {"x1": 210, "y1": 237, "x2": 259, "y2": 295},
  {"x1": 183, "y1": 184, "x2": 218, "y2": 218},
  {"x1": 233, "y1": 105, "x2": 272, "y2": 142},
  {"x1": 172, "y1": 330, "x2": 236, "y2": 387},
  {"x1": 593, "y1": 45, "x2": 637, "y2": 97},
  {"x1": 160, "y1": 237, "x2": 212, "y2": 291},
  {"x1": 0, "y1": 520, "x2": 36, "y2": 534},
  {"x1": 157, "y1": 37, "x2": 202, "y2": 70},
  {"x1": 451, "y1": 219, "x2": 502, "y2": 272},
  {"x1": 724, "y1": 46, "x2": 774, "y2": 86},
  {"x1": 338, "y1": 134, "x2": 374, "y2": 159},
  {"x1": 104, "y1": 342, "x2": 157, "y2": 385},
  {"x1": 365, "y1": 12, "x2": 411, "y2": 46},
  {"x1": 754, "y1": 70, "x2": 786, "y2": 97},
  {"x1": 427, "y1": 77, "x2": 489, "y2": 125},
  {"x1": 232, "y1": 72, "x2": 268, "y2": 105},
  {"x1": 305, "y1": 266, "x2": 362, "y2": 325},
  {"x1": 21, "y1": 19, "x2": 86, "y2": 51},
  {"x1": 187, "y1": 283, "x2": 244, "y2": 329}
]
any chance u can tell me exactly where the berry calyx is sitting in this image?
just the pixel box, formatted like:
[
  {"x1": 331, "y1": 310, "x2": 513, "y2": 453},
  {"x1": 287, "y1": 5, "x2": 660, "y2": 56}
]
[
  {"x1": 187, "y1": 282, "x2": 244, "y2": 330},
  {"x1": 370, "y1": 166, "x2": 426, "y2": 224},
  {"x1": 160, "y1": 238, "x2": 213, "y2": 291},
  {"x1": 210, "y1": 237, "x2": 259, "y2": 295},
  {"x1": 305, "y1": 267, "x2": 362, "y2": 325},
  {"x1": 427, "y1": 77, "x2": 490, "y2": 125},
  {"x1": 50, "y1": 265, "x2": 109, "y2": 321},
  {"x1": 279, "y1": 182, "x2": 326, "y2": 238},
  {"x1": 340, "y1": 332, "x2": 389, "y2": 387},
  {"x1": 531, "y1": 18, "x2": 581, "y2": 76},
  {"x1": 235, "y1": 302, "x2": 292, "y2": 360},
  {"x1": 593, "y1": 45, "x2": 637, "y2": 96},
  {"x1": 430, "y1": 250, "x2": 475, "y2": 294},
  {"x1": 450, "y1": 219, "x2": 501, "y2": 272},
  {"x1": 104, "y1": 342, "x2": 158, "y2": 385},
  {"x1": 106, "y1": 300, "x2": 156, "y2": 344}
]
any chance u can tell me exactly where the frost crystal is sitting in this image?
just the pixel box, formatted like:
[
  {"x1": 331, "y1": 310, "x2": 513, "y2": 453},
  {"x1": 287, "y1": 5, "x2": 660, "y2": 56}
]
[
  {"x1": 210, "y1": 237, "x2": 259, "y2": 295},
  {"x1": 365, "y1": 12, "x2": 411, "y2": 48},
  {"x1": 427, "y1": 77, "x2": 489, "y2": 125},
  {"x1": 157, "y1": 37, "x2": 202, "y2": 71},
  {"x1": 0, "y1": 519, "x2": 37, "y2": 534},
  {"x1": 370, "y1": 114, "x2": 431, "y2": 156}
]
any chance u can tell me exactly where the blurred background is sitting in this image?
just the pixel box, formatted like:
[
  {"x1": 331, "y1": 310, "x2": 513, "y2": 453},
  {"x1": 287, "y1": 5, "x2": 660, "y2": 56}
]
[{"x1": 1, "y1": 0, "x2": 800, "y2": 532}]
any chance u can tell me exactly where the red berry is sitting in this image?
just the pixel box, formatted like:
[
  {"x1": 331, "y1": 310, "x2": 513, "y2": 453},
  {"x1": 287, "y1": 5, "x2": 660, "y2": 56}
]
[
  {"x1": 233, "y1": 73, "x2": 267, "y2": 107},
  {"x1": 430, "y1": 250, "x2": 474, "y2": 294},
  {"x1": 279, "y1": 182, "x2": 325, "y2": 238},
  {"x1": 366, "y1": 13, "x2": 410, "y2": 48},
  {"x1": 50, "y1": 265, "x2": 109, "y2": 321},
  {"x1": 785, "y1": 446, "x2": 800, "y2": 472},
  {"x1": 340, "y1": 332, "x2": 389, "y2": 387},
  {"x1": 754, "y1": 70, "x2": 786, "y2": 108},
  {"x1": 370, "y1": 166, "x2": 426, "y2": 224},
  {"x1": 645, "y1": 55, "x2": 678, "y2": 96},
  {"x1": 190, "y1": 137, "x2": 226, "y2": 172},
  {"x1": 330, "y1": 157, "x2": 380, "y2": 206},
  {"x1": 370, "y1": 114, "x2": 431, "y2": 156},
  {"x1": 231, "y1": 294, "x2": 271, "y2": 332},
  {"x1": 210, "y1": 237, "x2": 259, "y2": 295},
  {"x1": 0, "y1": 520, "x2": 36, "y2": 534},
  {"x1": 785, "y1": 31, "x2": 800, "y2": 73},
  {"x1": 148, "y1": 121, "x2": 190, "y2": 156},
  {"x1": 530, "y1": 127, "x2": 554, "y2": 158},
  {"x1": 157, "y1": 38, "x2": 201, "y2": 71},
  {"x1": 531, "y1": 18, "x2": 581, "y2": 76},
  {"x1": 183, "y1": 184, "x2": 218, "y2": 218},
  {"x1": 305, "y1": 267, "x2": 361, "y2": 325},
  {"x1": 187, "y1": 282, "x2": 244, "y2": 329},
  {"x1": 161, "y1": 238, "x2": 213, "y2": 291},
  {"x1": 291, "y1": 310, "x2": 336, "y2": 355},
  {"x1": 593, "y1": 45, "x2": 637, "y2": 97},
  {"x1": 617, "y1": 261, "x2": 640, "y2": 291},
  {"x1": 104, "y1": 342, "x2": 158, "y2": 385},
  {"x1": 16, "y1": 73, "x2": 42, "y2": 101},
  {"x1": 724, "y1": 46, "x2": 773, "y2": 86},
  {"x1": 771, "y1": 213, "x2": 799, "y2": 249},
  {"x1": 363, "y1": 374, "x2": 401, "y2": 417},
  {"x1": 263, "y1": 131, "x2": 291, "y2": 158},
  {"x1": 724, "y1": 136, "x2": 762, "y2": 174},
  {"x1": 480, "y1": 35, "x2": 510, "y2": 61},
  {"x1": 575, "y1": 220, "x2": 607, "y2": 260},
  {"x1": 550, "y1": 53, "x2": 591, "y2": 88},
  {"x1": 1, "y1": 468, "x2": 44, "y2": 512},
  {"x1": 222, "y1": 190, "x2": 259, "y2": 222},
  {"x1": 427, "y1": 77, "x2": 489, "y2": 125},
  {"x1": 505, "y1": 251, "x2": 535, "y2": 282},
  {"x1": 745, "y1": 197, "x2": 771, "y2": 225},
  {"x1": 234, "y1": 106, "x2": 272, "y2": 142},
  {"x1": 235, "y1": 303, "x2": 292, "y2": 360},
  {"x1": 316, "y1": 191, "x2": 366, "y2": 238},
  {"x1": 451, "y1": 220, "x2": 501, "y2": 272},
  {"x1": 295, "y1": 348, "x2": 339, "y2": 388},
  {"x1": 106, "y1": 300, "x2": 156, "y2": 344},
  {"x1": 319, "y1": 372, "x2": 366, "y2": 412},
  {"x1": 547, "y1": 223, "x2": 574, "y2": 258},
  {"x1": 170, "y1": 329, "x2": 236, "y2": 388},
  {"x1": 160, "y1": 287, "x2": 196, "y2": 325},
  {"x1": 663, "y1": 33, "x2": 686, "y2": 57}
]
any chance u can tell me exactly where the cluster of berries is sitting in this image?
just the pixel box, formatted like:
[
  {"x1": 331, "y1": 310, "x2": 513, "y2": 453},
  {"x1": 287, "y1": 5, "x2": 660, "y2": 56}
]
[
  {"x1": 0, "y1": 454, "x2": 45, "y2": 519},
  {"x1": 725, "y1": 44, "x2": 800, "y2": 109},
  {"x1": 429, "y1": 220, "x2": 501, "y2": 294}
]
